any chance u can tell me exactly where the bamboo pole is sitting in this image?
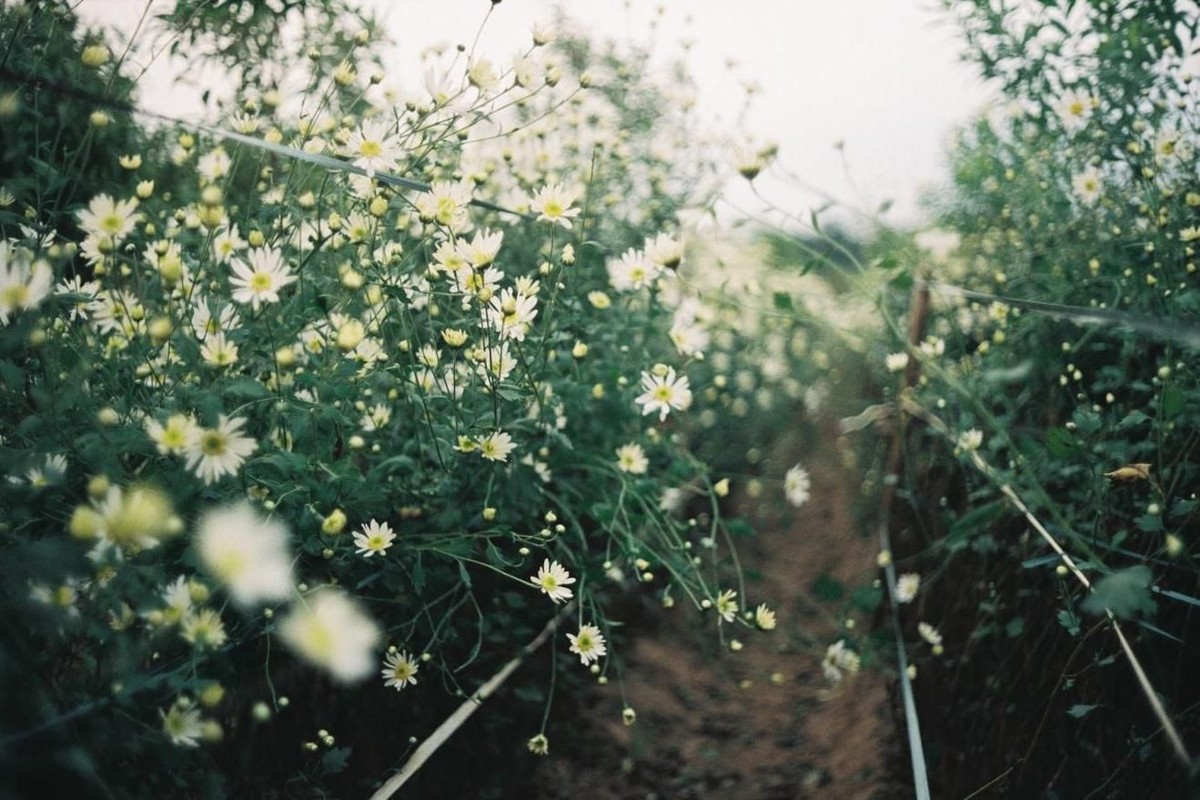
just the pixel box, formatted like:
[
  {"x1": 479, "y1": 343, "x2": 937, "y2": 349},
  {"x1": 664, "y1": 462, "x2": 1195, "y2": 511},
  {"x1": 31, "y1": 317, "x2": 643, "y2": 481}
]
[{"x1": 368, "y1": 601, "x2": 576, "y2": 800}]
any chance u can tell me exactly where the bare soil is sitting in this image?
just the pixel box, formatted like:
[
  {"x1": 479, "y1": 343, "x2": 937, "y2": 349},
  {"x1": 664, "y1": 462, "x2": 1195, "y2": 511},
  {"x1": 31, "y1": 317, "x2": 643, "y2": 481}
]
[{"x1": 534, "y1": 420, "x2": 902, "y2": 799}]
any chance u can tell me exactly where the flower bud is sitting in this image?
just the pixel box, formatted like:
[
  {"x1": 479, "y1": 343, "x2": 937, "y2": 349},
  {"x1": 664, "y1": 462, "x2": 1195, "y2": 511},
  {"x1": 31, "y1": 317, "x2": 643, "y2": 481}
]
[{"x1": 322, "y1": 509, "x2": 348, "y2": 535}]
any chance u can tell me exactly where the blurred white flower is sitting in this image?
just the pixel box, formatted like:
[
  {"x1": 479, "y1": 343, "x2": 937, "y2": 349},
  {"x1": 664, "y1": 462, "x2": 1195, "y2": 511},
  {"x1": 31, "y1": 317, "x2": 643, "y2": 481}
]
[
  {"x1": 885, "y1": 352, "x2": 910, "y2": 373},
  {"x1": 957, "y1": 428, "x2": 983, "y2": 452},
  {"x1": 784, "y1": 464, "x2": 811, "y2": 508},
  {"x1": 615, "y1": 442, "x2": 649, "y2": 474},
  {"x1": 896, "y1": 572, "x2": 921, "y2": 604},
  {"x1": 0, "y1": 242, "x2": 53, "y2": 324},
  {"x1": 1055, "y1": 88, "x2": 1095, "y2": 133},
  {"x1": 279, "y1": 589, "x2": 381, "y2": 683},
  {"x1": 196, "y1": 502, "x2": 292, "y2": 607},
  {"x1": 1072, "y1": 165, "x2": 1103, "y2": 205},
  {"x1": 822, "y1": 639, "x2": 861, "y2": 684}
]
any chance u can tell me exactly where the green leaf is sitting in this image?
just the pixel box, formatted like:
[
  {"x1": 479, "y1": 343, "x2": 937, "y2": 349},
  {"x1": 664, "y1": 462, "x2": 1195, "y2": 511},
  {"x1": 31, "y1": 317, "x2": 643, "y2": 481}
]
[
  {"x1": 949, "y1": 499, "x2": 1006, "y2": 540},
  {"x1": 1161, "y1": 385, "x2": 1184, "y2": 420},
  {"x1": 1081, "y1": 565, "x2": 1157, "y2": 619},
  {"x1": 1071, "y1": 408, "x2": 1102, "y2": 436},
  {"x1": 1171, "y1": 498, "x2": 1197, "y2": 518},
  {"x1": 1057, "y1": 607, "x2": 1081, "y2": 636},
  {"x1": 513, "y1": 685, "x2": 545, "y2": 703},
  {"x1": 319, "y1": 746, "x2": 351, "y2": 775},
  {"x1": 410, "y1": 557, "x2": 426, "y2": 595},
  {"x1": 0, "y1": 360, "x2": 23, "y2": 389},
  {"x1": 889, "y1": 271, "x2": 914, "y2": 293},
  {"x1": 1066, "y1": 703, "x2": 1099, "y2": 719},
  {"x1": 811, "y1": 573, "x2": 844, "y2": 602},
  {"x1": 1005, "y1": 616, "x2": 1025, "y2": 638},
  {"x1": 373, "y1": 455, "x2": 416, "y2": 477},
  {"x1": 851, "y1": 585, "x2": 883, "y2": 613},
  {"x1": 773, "y1": 291, "x2": 794, "y2": 312},
  {"x1": 1045, "y1": 427, "x2": 1079, "y2": 458},
  {"x1": 221, "y1": 377, "x2": 270, "y2": 401},
  {"x1": 249, "y1": 452, "x2": 303, "y2": 480},
  {"x1": 1119, "y1": 410, "x2": 1150, "y2": 428},
  {"x1": 1134, "y1": 513, "x2": 1163, "y2": 533}
]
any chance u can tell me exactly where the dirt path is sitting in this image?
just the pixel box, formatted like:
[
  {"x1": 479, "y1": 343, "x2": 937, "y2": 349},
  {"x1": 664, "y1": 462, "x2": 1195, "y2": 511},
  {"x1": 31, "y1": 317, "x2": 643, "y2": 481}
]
[{"x1": 535, "y1": 418, "x2": 899, "y2": 799}]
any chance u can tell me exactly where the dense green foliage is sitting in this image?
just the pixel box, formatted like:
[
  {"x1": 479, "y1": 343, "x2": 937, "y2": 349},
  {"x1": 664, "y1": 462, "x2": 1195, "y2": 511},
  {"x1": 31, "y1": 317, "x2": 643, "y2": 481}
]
[
  {"x1": 0, "y1": 1, "x2": 827, "y2": 796},
  {"x1": 876, "y1": 1, "x2": 1200, "y2": 794}
]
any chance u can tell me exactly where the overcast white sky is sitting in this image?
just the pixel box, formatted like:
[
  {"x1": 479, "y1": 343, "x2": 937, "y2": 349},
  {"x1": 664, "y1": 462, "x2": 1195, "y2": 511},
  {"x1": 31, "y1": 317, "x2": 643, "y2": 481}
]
[
  {"x1": 80, "y1": 0, "x2": 993, "y2": 228},
  {"x1": 376, "y1": 1, "x2": 994, "y2": 227}
]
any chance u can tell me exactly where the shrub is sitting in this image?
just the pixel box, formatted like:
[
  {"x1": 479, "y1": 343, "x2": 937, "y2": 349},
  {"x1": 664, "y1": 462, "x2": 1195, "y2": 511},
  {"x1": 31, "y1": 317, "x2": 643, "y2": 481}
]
[{"x1": 0, "y1": 2, "x2": 793, "y2": 795}]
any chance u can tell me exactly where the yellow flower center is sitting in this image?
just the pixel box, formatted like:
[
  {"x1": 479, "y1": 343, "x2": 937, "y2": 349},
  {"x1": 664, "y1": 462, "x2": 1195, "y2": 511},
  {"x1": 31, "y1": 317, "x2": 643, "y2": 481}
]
[
  {"x1": 359, "y1": 139, "x2": 383, "y2": 157},
  {"x1": 101, "y1": 213, "x2": 124, "y2": 234},
  {"x1": 215, "y1": 550, "x2": 245, "y2": 582},
  {"x1": 436, "y1": 197, "x2": 458, "y2": 222},
  {"x1": 301, "y1": 621, "x2": 335, "y2": 661},
  {"x1": 249, "y1": 272, "x2": 273, "y2": 292},
  {"x1": 201, "y1": 431, "x2": 228, "y2": 456},
  {"x1": 1, "y1": 284, "x2": 28, "y2": 308}
]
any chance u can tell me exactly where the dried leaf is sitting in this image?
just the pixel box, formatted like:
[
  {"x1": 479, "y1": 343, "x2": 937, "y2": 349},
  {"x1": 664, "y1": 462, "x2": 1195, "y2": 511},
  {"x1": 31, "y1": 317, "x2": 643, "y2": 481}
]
[{"x1": 1104, "y1": 463, "x2": 1152, "y2": 481}]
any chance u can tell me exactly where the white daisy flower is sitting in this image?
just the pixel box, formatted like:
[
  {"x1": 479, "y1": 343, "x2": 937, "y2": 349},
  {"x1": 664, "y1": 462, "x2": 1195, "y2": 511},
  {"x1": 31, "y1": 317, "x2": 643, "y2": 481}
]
[
  {"x1": 353, "y1": 519, "x2": 396, "y2": 557},
  {"x1": 160, "y1": 699, "x2": 204, "y2": 748},
  {"x1": 345, "y1": 118, "x2": 402, "y2": 178},
  {"x1": 477, "y1": 430, "x2": 516, "y2": 462},
  {"x1": 184, "y1": 415, "x2": 257, "y2": 485},
  {"x1": 755, "y1": 603, "x2": 777, "y2": 631},
  {"x1": 1072, "y1": 165, "x2": 1103, "y2": 205},
  {"x1": 715, "y1": 589, "x2": 739, "y2": 623},
  {"x1": 76, "y1": 194, "x2": 139, "y2": 243},
  {"x1": 615, "y1": 443, "x2": 649, "y2": 474},
  {"x1": 381, "y1": 650, "x2": 420, "y2": 690},
  {"x1": 529, "y1": 182, "x2": 581, "y2": 229},
  {"x1": 485, "y1": 288, "x2": 538, "y2": 341},
  {"x1": 228, "y1": 247, "x2": 296, "y2": 310},
  {"x1": 531, "y1": 559, "x2": 576, "y2": 603},
  {"x1": 634, "y1": 365, "x2": 693, "y2": 421},
  {"x1": 607, "y1": 247, "x2": 660, "y2": 292},
  {"x1": 566, "y1": 624, "x2": 607, "y2": 665}
]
